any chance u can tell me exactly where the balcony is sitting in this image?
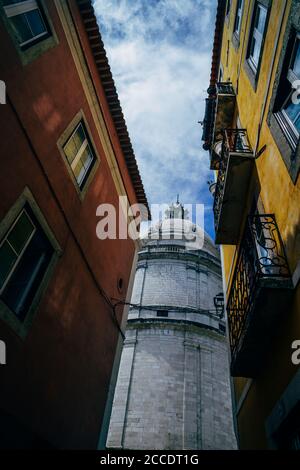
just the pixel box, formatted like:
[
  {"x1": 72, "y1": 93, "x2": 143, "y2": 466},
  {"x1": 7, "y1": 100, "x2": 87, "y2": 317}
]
[
  {"x1": 227, "y1": 214, "x2": 293, "y2": 378},
  {"x1": 213, "y1": 129, "x2": 255, "y2": 245},
  {"x1": 210, "y1": 82, "x2": 236, "y2": 169}
]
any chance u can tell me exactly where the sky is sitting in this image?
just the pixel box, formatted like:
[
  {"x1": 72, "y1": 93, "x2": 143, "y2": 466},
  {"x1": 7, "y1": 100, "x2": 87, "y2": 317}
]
[{"x1": 93, "y1": 0, "x2": 217, "y2": 238}]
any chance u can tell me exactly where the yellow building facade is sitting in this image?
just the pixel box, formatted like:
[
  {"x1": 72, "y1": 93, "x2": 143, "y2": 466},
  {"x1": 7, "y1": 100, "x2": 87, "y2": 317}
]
[{"x1": 203, "y1": 0, "x2": 300, "y2": 449}]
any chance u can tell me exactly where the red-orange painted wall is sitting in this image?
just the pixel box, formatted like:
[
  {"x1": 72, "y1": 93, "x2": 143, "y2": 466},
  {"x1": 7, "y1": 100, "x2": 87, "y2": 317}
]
[{"x1": 0, "y1": 1, "x2": 140, "y2": 449}]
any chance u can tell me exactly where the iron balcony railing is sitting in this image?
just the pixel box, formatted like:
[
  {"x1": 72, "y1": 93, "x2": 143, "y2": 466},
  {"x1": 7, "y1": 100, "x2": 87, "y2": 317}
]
[
  {"x1": 213, "y1": 128, "x2": 253, "y2": 235},
  {"x1": 227, "y1": 214, "x2": 291, "y2": 372},
  {"x1": 202, "y1": 82, "x2": 235, "y2": 156},
  {"x1": 206, "y1": 82, "x2": 236, "y2": 168},
  {"x1": 216, "y1": 81, "x2": 235, "y2": 95}
]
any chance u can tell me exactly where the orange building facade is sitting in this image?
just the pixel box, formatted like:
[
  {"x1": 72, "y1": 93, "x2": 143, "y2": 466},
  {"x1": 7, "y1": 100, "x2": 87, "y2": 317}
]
[{"x1": 0, "y1": 0, "x2": 148, "y2": 449}]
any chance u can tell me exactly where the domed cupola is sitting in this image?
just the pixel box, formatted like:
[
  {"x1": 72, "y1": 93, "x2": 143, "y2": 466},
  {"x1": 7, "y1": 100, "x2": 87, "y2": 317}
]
[{"x1": 107, "y1": 200, "x2": 237, "y2": 451}]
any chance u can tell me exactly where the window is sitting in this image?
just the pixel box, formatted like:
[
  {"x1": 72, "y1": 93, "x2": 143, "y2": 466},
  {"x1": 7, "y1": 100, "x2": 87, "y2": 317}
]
[
  {"x1": 58, "y1": 112, "x2": 100, "y2": 198},
  {"x1": 233, "y1": 0, "x2": 244, "y2": 36},
  {"x1": 267, "y1": 3, "x2": 300, "y2": 183},
  {"x1": 0, "y1": 204, "x2": 53, "y2": 322},
  {"x1": 274, "y1": 33, "x2": 300, "y2": 148},
  {"x1": 281, "y1": 36, "x2": 300, "y2": 140},
  {"x1": 3, "y1": 0, "x2": 51, "y2": 50},
  {"x1": 289, "y1": 429, "x2": 300, "y2": 450},
  {"x1": 274, "y1": 402, "x2": 300, "y2": 449},
  {"x1": 219, "y1": 65, "x2": 223, "y2": 82},
  {"x1": 247, "y1": 2, "x2": 268, "y2": 73},
  {"x1": 63, "y1": 121, "x2": 96, "y2": 190},
  {"x1": 157, "y1": 310, "x2": 168, "y2": 317},
  {"x1": 266, "y1": 368, "x2": 300, "y2": 449},
  {"x1": 226, "y1": 0, "x2": 231, "y2": 17}
]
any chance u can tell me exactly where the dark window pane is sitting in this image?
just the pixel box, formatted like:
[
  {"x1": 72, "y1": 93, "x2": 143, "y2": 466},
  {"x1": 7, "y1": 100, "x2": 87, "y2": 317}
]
[
  {"x1": 292, "y1": 40, "x2": 300, "y2": 78},
  {"x1": 9, "y1": 13, "x2": 32, "y2": 44},
  {"x1": 1, "y1": 206, "x2": 53, "y2": 322},
  {"x1": 73, "y1": 124, "x2": 86, "y2": 151},
  {"x1": 25, "y1": 9, "x2": 47, "y2": 37},
  {"x1": 0, "y1": 241, "x2": 17, "y2": 290},
  {"x1": 226, "y1": 0, "x2": 231, "y2": 16},
  {"x1": 7, "y1": 211, "x2": 34, "y2": 255}
]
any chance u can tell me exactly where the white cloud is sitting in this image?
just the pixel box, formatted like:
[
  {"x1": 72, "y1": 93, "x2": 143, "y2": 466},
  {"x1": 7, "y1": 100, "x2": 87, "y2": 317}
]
[{"x1": 93, "y1": 0, "x2": 216, "y2": 234}]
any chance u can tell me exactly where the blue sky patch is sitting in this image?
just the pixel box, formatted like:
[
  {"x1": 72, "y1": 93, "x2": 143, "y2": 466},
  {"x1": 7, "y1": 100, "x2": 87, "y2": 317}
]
[{"x1": 93, "y1": 0, "x2": 217, "y2": 239}]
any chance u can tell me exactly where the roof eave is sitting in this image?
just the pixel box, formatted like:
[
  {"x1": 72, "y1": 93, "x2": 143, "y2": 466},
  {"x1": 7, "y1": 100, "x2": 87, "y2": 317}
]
[{"x1": 77, "y1": 0, "x2": 151, "y2": 219}]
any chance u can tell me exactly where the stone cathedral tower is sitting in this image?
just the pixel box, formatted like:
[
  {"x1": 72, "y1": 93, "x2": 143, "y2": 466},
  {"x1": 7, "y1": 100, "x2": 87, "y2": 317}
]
[{"x1": 107, "y1": 202, "x2": 237, "y2": 450}]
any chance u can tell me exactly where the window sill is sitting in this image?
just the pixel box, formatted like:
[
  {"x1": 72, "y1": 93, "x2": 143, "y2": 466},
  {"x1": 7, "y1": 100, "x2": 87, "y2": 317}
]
[{"x1": 19, "y1": 34, "x2": 58, "y2": 65}]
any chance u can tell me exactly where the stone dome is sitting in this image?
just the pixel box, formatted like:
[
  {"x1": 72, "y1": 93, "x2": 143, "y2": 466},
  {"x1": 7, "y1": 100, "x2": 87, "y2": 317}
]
[
  {"x1": 142, "y1": 217, "x2": 219, "y2": 258},
  {"x1": 107, "y1": 203, "x2": 237, "y2": 450}
]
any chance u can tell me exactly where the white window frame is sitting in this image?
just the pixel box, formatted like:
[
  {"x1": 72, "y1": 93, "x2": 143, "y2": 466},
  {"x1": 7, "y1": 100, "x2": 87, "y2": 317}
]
[
  {"x1": 248, "y1": 3, "x2": 267, "y2": 72},
  {"x1": 234, "y1": 0, "x2": 244, "y2": 36},
  {"x1": 3, "y1": 0, "x2": 49, "y2": 48},
  {"x1": 282, "y1": 95, "x2": 300, "y2": 139},
  {"x1": 287, "y1": 34, "x2": 300, "y2": 84},
  {"x1": 281, "y1": 34, "x2": 300, "y2": 140},
  {"x1": 0, "y1": 209, "x2": 36, "y2": 296}
]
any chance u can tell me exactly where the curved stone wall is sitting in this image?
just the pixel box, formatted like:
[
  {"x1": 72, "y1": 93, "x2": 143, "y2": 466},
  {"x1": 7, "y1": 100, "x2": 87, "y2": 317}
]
[{"x1": 107, "y1": 219, "x2": 237, "y2": 450}]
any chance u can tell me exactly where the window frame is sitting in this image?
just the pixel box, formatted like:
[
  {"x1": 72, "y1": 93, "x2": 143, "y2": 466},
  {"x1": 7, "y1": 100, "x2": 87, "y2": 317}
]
[
  {"x1": 267, "y1": 3, "x2": 300, "y2": 184},
  {"x1": 280, "y1": 33, "x2": 300, "y2": 143},
  {"x1": 0, "y1": 187, "x2": 61, "y2": 338},
  {"x1": 233, "y1": 0, "x2": 244, "y2": 38},
  {"x1": 0, "y1": 208, "x2": 36, "y2": 295},
  {"x1": 63, "y1": 121, "x2": 96, "y2": 190},
  {"x1": 244, "y1": 0, "x2": 271, "y2": 89},
  {"x1": 3, "y1": 0, "x2": 51, "y2": 50},
  {"x1": 57, "y1": 111, "x2": 100, "y2": 201},
  {"x1": 157, "y1": 310, "x2": 169, "y2": 318},
  {"x1": 0, "y1": 0, "x2": 58, "y2": 65},
  {"x1": 247, "y1": 2, "x2": 268, "y2": 73}
]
